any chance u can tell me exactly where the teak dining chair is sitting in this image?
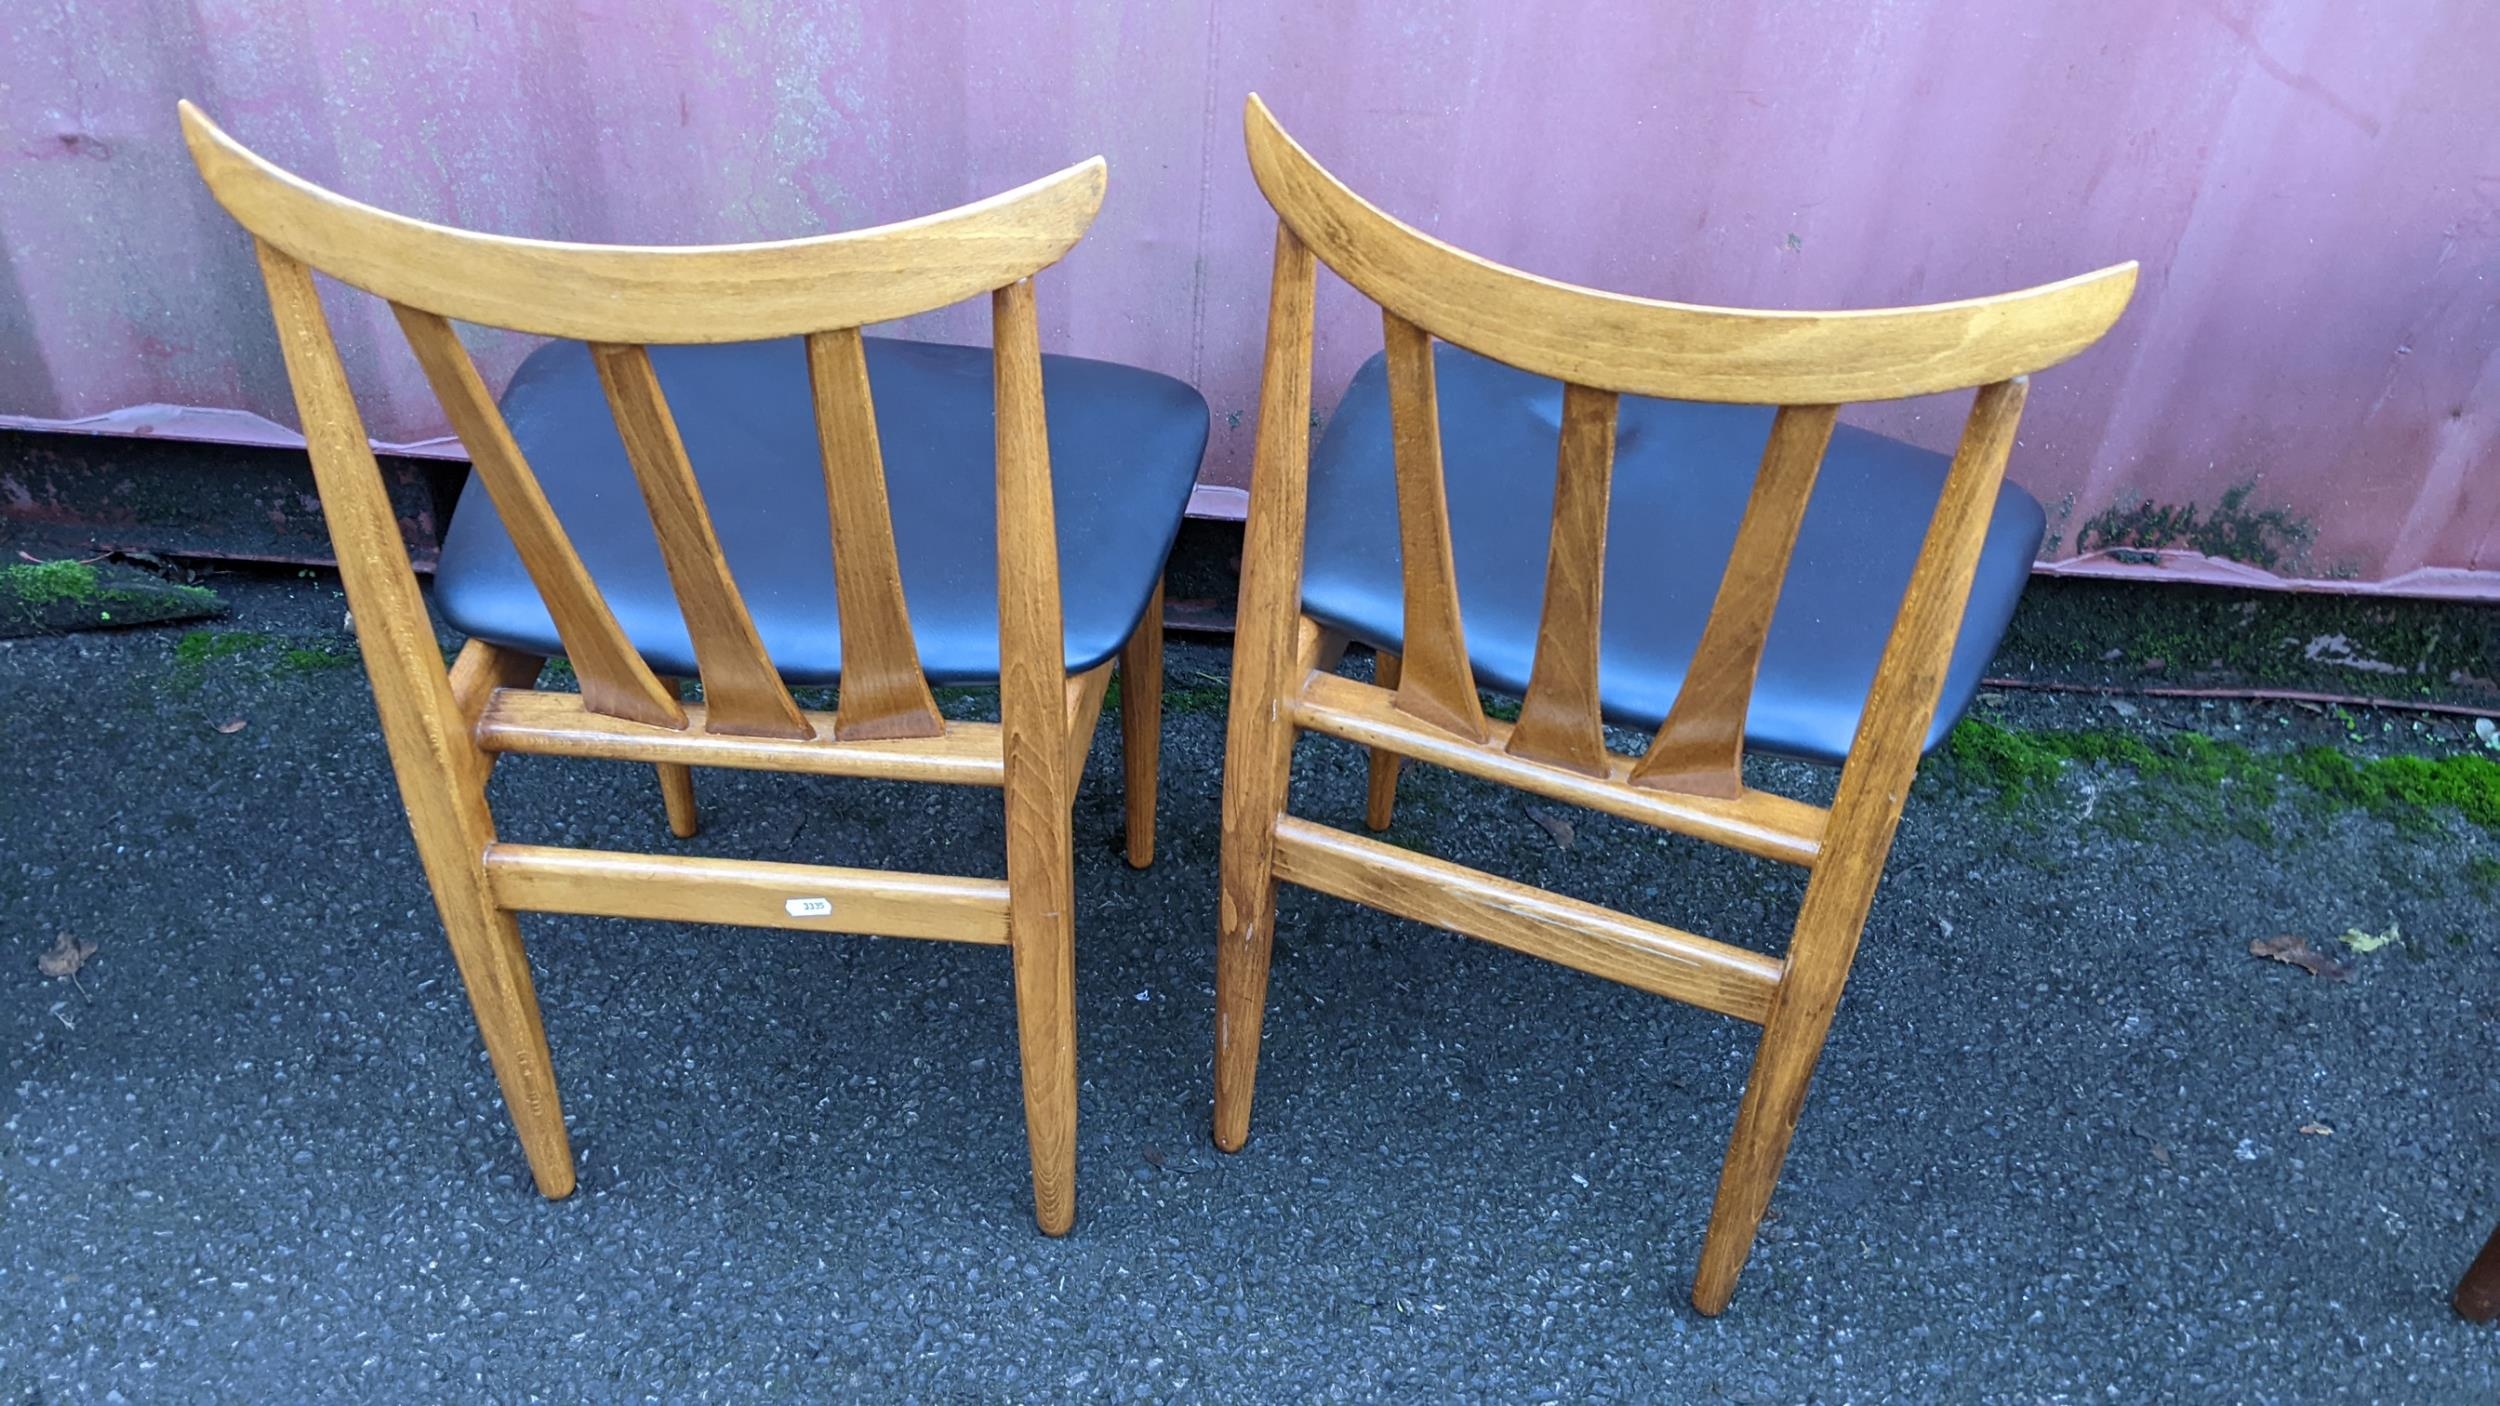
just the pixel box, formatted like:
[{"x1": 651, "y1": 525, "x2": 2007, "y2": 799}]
[
  {"x1": 181, "y1": 102, "x2": 1208, "y2": 1235},
  {"x1": 1215, "y1": 96, "x2": 2135, "y2": 1313}
]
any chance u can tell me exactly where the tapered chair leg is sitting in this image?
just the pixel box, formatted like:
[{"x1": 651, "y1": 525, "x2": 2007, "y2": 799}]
[
  {"x1": 656, "y1": 764, "x2": 699, "y2": 838},
  {"x1": 1364, "y1": 649, "x2": 1403, "y2": 832},
  {"x1": 435, "y1": 891, "x2": 576, "y2": 1199},
  {"x1": 1214, "y1": 621, "x2": 1328, "y2": 1153},
  {"x1": 1119, "y1": 582, "x2": 1164, "y2": 869},
  {"x1": 1212, "y1": 727, "x2": 1287, "y2": 1153},
  {"x1": 1691, "y1": 967, "x2": 1853, "y2": 1313},
  {"x1": 649, "y1": 677, "x2": 699, "y2": 838},
  {"x1": 382, "y1": 667, "x2": 576, "y2": 1198},
  {"x1": 1004, "y1": 760, "x2": 1080, "y2": 1235},
  {"x1": 1217, "y1": 222, "x2": 1319, "y2": 1156}
]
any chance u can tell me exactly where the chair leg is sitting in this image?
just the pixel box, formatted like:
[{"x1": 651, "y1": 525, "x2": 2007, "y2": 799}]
[
  {"x1": 1215, "y1": 620, "x2": 1328, "y2": 1153},
  {"x1": 656, "y1": 764, "x2": 699, "y2": 838},
  {"x1": 1364, "y1": 649, "x2": 1403, "y2": 832},
  {"x1": 252, "y1": 248, "x2": 571, "y2": 1201},
  {"x1": 2458, "y1": 1221, "x2": 2500, "y2": 1321},
  {"x1": 434, "y1": 880, "x2": 577, "y2": 1200},
  {"x1": 399, "y1": 692, "x2": 576, "y2": 1200},
  {"x1": 1005, "y1": 795, "x2": 1075, "y2": 1230},
  {"x1": 1212, "y1": 741, "x2": 1285, "y2": 1152},
  {"x1": 423, "y1": 657, "x2": 576, "y2": 1200},
  {"x1": 1694, "y1": 856, "x2": 1905, "y2": 1314},
  {"x1": 1690, "y1": 997, "x2": 1836, "y2": 1313},
  {"x1": 1119, "y1": 582, "x2": 1164, "y2": 869},
  {"x1": 1004, "y1": 714, "x2": 1080, "y2": 1237},
  {"x1": 650, "y1": 677, "x2": 699, "y2": 838},
  {"x1": 1218, "y1": 225, "x2": 1320, "y2": 1155}
]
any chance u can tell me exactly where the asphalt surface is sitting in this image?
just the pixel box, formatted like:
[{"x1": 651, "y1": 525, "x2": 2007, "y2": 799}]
[{"x1": 4, "y1": 572, "x2": 2499, "y2": 1402}]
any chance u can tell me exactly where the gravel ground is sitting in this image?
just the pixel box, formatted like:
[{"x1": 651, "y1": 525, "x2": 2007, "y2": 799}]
[{"x1": 4, "y1": 572, "x2": 2498, "y2": 1403}]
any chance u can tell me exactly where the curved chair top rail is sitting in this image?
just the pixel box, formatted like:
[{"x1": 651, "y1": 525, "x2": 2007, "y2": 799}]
[
  {"x1": 1243, "y1": 94, "x2": 2135, "y2": 405},
  {"x1": 180, "y1": 100, "x2": 1107, "y2": 343}
]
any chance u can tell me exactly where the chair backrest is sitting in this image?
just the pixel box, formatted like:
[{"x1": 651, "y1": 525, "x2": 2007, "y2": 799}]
[
  {"x1": 181, "y1": 100, "x2": 1106, "y2": 745},
  {"x1": 1240, "y1": 94, "x2": 2134, "y2": 802}
]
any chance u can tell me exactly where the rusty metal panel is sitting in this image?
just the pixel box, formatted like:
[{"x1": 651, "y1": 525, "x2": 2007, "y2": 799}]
[
  {"x1": 2, "y1": 0, "x2": 2493, "y2": 594},
  {"x1": 0, "y1": 429, "x2": 454, "y2": 569}
]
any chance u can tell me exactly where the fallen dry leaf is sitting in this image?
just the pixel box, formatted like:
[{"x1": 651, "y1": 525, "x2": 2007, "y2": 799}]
[
  {"x1": 2249, "y1": 934, "x2": 2351, "y2": 983},
  {"x1": 2339, "y1": 923, "x2": 2400, "y2": 954},
  {"x1": 1525, "y1": 806, "x2": 1575, "y2": 849},
  {"x1": 38, "y1": 933, "x2": 96, "y2": 980},
  {"x1": 2297, "y1": 1122, "x2": 2334, "y2": 1136},
  {"x1": 215, "y1": 717, "x2": 248, "y2": 734}
]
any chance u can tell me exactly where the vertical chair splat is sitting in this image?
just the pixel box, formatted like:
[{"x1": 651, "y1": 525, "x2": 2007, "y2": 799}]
[
  {"x1": 807, "y1": 327, "x2": 947, "y2": 742},
  {"x1": 1505, "y1": 383, "x2": 1619, "y2": 777},
  {"x1": 396, "y1": 307, "x2": 685, "y2": 730},
  {"x1": 591, "y1": 342, "x2": 812, "y2": 741},
  {"x1": 1379, "y1": 310, "x2": 1489, "y2": 743},
  {"x1": 1633, "y1": 403, "x2": 1839, "y2": 798}
]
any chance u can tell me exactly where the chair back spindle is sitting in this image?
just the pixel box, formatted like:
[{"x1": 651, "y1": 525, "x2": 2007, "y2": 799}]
[
  {"x1": 591, "y1": 341, "x2": 814, "y2": 739},
  {"x1": 806, "y1": 327, "x2": 947, "y2": 741},
  {"x1": 1504, "y1": 382, "x2": 1619, "y2": 776},
  {"x1": 1379, "y1": 308, "x2": 1489, "y2": 741},
  {"x1": 1630, "y1": 401, "x2": 1839, "y2": 796}
]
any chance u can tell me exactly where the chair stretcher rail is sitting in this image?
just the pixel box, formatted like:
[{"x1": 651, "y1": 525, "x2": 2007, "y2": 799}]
[
  {"x1": 1268, "y1": 816, "x2": 1782, "y2": 1024},
  {"x1": 484, "y1": 844, "x2": 1011, "y2": 945},
  {"x1": 1290, "y1": 672, "x2": 1826, "y2": 867}
]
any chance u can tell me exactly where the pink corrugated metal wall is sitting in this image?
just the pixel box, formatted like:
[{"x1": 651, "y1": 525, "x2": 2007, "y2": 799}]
[{"x1": 4, "y1": 1, "x2": 2496, "y2": 593}]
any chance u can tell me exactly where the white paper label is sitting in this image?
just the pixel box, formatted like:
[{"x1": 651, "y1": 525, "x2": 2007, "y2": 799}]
[{"x1": 784, "y1": 896, "x2": 834, "y2": 918}]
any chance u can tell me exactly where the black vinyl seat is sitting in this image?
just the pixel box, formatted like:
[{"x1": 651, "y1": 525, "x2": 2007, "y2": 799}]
[
  {"x1": 434, "y1": 336, "x2": 1209, "y2": 684},
  {"x1": 1299, "y1": 344, "x2": 2046, "y2": 765}
]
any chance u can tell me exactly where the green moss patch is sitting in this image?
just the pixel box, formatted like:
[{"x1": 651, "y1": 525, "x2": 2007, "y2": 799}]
[
  {"x1": 171, "y1": 628, "x2": 356, "y2": 688},
  {"x1": 175, "y1": 629, "x2": 269, "y2": 668},
  {"x1": 276, "y1": 646, "x2": 354, "y2": 673},
  {"x1": 2076, "y1": 482, "x2": 2313, "y2": 572},
  {"x1": 2, "y1": 560, "x2": 223, "y2": 637},
  {"x1": 1937, "y1": 717, "x2": 2500, "y2": 838},
  {"x1": 8, "y1": 559, "x2": 98, "y2": 603}
]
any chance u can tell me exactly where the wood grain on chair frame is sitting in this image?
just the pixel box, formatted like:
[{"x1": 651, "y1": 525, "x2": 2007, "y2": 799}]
[
  {"x1": 1215, "y1": 92, "x2": 2135, "y2": 1314},
  {"x1": 180, "y1": 99, "x2": 1149, "y2": 1237}
]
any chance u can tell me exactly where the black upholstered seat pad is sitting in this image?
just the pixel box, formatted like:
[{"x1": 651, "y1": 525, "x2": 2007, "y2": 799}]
[
  {"x1": 1300, "y1": 346, "x2": 2045, "y2": 765},
  {"x1": 434, "y1": 337, "x2": 1209, "y2": 685}
]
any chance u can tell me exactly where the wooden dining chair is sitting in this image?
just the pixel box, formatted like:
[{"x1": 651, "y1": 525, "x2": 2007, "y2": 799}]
[
  {"x1": 181, "y1": 102, "x2": 1207, "y2": 1235},
  {"x1": 1215, "y1": 95, "x2": 2135, "y2": 1313}
]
